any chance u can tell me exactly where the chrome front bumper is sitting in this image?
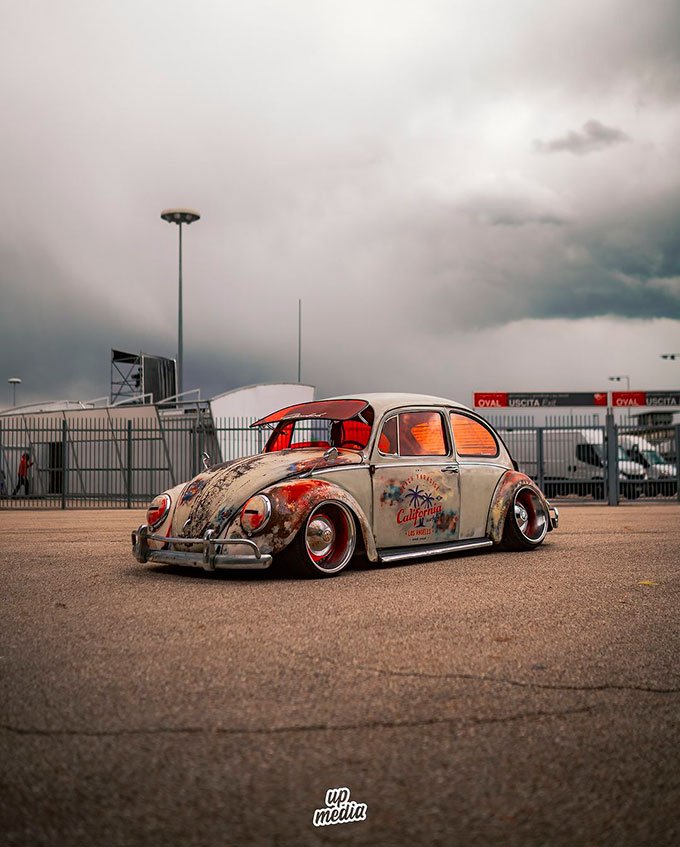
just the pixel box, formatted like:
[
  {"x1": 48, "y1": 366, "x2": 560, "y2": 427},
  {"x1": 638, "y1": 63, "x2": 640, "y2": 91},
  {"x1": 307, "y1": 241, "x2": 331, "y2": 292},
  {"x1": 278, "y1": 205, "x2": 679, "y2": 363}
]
[
  {"x1": 548, "y1": 504, "x2": 559, "y2": 530},
  {"x1": 132, "y1": 524, "x2": 273, "y2": 571}
]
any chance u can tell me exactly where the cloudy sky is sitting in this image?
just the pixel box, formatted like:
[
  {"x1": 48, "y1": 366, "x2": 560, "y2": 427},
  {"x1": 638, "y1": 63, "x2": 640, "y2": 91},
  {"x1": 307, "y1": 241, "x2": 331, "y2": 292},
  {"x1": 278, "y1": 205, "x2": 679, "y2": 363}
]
[{"x1": 1, "y1": 0, "x2": 679, "y2": 409}]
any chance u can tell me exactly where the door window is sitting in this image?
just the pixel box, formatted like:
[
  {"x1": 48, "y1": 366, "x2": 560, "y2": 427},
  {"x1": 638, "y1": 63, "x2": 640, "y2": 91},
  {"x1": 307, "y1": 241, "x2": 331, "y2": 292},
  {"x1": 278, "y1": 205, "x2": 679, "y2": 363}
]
[{"x1": 398, "y1": 411, "x2": 448, "y2": 456}]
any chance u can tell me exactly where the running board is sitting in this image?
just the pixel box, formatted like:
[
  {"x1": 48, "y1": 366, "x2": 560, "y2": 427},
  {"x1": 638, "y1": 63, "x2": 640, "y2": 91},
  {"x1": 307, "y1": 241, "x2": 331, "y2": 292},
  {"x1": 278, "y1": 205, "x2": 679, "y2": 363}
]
[{"x1": 378, "y1": 538, "x2": 494, "y2": 564}]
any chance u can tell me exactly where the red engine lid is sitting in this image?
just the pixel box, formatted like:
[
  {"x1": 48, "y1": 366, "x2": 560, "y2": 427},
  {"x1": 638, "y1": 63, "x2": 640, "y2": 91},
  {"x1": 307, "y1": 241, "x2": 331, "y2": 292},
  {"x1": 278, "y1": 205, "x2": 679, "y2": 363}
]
[{"x1": 251, "y1": 399, "x2": 369, "y2": 427}]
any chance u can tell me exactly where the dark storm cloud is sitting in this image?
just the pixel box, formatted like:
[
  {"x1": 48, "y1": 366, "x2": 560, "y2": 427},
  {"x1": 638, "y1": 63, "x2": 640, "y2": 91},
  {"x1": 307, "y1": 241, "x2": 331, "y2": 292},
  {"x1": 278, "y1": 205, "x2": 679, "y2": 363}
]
[
  {"x1": 0, "y1": 240, "x2": 284, "y2": 403},
  {"x1": 1, "y1": 0, "x2": 680, "y2": 404},
  {"x1": 535, "y1": 120, "x2": 630, "y2": 156},
  {"x1": 379, "y1": 188, "x2": 680, "y2": 332},
  {"x1": 455, "y1": 187, "x2": 568, "y2": 227}
]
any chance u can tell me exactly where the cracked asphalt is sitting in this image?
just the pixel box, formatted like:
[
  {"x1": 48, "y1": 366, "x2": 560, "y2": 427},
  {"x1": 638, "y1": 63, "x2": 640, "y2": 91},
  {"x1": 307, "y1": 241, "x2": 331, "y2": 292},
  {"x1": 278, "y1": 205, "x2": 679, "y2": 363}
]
[{"x1": 1, "y1": 504, "x2": 679, "y2": 847}]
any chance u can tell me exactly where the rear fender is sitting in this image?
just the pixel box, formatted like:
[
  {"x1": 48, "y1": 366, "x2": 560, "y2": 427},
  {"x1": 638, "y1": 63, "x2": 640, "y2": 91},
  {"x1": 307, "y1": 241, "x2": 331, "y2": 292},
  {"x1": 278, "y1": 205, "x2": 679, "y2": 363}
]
[
  {"x1": 222, "y1": 478, "x2": 377, "y2": 560},
  {"x1": 487, "y1": 470, "x2": 553, "y2": 544}
]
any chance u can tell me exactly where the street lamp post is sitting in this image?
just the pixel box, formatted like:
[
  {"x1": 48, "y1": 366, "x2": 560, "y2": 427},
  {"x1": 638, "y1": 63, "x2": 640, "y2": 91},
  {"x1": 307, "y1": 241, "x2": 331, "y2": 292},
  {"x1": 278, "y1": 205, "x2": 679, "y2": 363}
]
[
  {"x1": 161, "y1": 208, "x2": 201, "y2": 399},
  {"x1": 8, "y1": 377, "x2": 21, "y2": 407},
  {"x1": 608, "y1": 375, "x2": 630, "y2": 390},
  {"x1": 608, "y1": 375, "x2": 631, "y2": 423}
]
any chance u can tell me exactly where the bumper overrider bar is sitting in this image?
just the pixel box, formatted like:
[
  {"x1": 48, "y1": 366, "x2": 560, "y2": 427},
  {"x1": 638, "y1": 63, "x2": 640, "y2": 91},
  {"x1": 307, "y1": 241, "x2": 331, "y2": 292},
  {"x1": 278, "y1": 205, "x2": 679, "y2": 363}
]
[
  {"x1": 132, "y1": 525, "x2": 273, "y2": 571},
  {"x1": 548, "y1": 504, "x2": 559, "y2": 530}
]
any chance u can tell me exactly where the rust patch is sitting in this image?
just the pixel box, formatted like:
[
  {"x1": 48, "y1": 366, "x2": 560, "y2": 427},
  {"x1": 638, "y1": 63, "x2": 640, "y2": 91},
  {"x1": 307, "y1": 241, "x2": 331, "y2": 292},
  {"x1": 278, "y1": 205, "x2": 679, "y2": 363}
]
[
  {"x1": 487, "y1": 471, "x2": 552, "y2": 543},
  {"x1": 169, "y1": 448, "x2": 363, "y2": 545},
  {"x1": 223, "y1": 478, "x2": 376, "y2": 561}
]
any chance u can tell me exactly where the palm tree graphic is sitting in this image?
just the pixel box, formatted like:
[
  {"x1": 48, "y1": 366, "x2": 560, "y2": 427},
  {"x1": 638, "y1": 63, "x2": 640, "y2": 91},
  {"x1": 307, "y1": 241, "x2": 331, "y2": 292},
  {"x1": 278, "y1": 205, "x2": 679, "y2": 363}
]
[{"x1": 404, "y1": 486, "x2": 427, "y2": 507}]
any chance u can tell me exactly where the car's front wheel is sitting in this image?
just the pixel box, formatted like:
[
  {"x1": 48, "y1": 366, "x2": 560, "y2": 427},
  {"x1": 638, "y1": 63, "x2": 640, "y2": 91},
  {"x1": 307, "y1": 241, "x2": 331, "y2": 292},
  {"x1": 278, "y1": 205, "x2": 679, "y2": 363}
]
[
  {"x1": 281, "y1": 501, "x2": 357, "y2": 577},
  {"x1": 502, "y1": 486, "x2": 549, "y2": 550}
]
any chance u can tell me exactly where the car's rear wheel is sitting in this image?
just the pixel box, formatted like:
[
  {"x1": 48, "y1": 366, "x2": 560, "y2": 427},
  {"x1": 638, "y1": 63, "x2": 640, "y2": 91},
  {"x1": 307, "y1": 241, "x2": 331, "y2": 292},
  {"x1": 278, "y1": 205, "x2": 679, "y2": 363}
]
[
  {"x1": 502, "y1": 486, "x2": 549, "y2": 550},
  {"x1": 281, "y1": 501, "x2": 357, "y2": 577}
]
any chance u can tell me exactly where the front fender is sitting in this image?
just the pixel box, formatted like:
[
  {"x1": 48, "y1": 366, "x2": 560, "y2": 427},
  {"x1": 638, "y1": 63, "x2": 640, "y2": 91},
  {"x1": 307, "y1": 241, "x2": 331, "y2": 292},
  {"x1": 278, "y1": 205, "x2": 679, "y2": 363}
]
[
  {"x1": 222, "y1": 478, "x2": 378, "y2": 561},
  {"x1": 486, "y1": 470, "x2": 553, "y2": 544},
  {"x1": 145, "y1": 481, "x2": 190, "y2": 551}
]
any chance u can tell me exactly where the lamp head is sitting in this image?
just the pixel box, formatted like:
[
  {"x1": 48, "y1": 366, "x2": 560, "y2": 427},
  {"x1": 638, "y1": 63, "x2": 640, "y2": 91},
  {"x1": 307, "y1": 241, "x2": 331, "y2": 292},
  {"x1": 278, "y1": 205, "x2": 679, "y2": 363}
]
[{"x1": 161, "y1": 208, "x2": 201, "y2": 225}]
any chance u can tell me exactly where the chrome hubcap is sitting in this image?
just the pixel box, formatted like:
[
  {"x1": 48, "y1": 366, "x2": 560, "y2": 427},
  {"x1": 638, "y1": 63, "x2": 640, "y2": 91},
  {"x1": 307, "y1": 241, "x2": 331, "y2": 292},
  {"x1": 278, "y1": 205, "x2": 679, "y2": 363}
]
[
  {"x1": 302, "y1": 502, "x2": 357, "y2": 573},
  {"x1": 514, "y1": 503, "x2": 529, "y2": 532},
  {"x1": 306, "y1": 516, "x2": 335, "y2": 557}
]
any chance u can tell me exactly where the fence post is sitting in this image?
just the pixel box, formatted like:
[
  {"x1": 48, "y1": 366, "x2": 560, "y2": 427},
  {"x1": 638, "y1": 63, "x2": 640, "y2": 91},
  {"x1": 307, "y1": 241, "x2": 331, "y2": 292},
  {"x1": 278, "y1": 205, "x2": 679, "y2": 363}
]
[
  {"x1": 676, "y1": 424, "x2": 680, "y2": 503},
  {"x1": 126, "y1": 420, "x2": 133, "y2": 509},
  {"x1": 61, "y1": 419, "x2": 68, "y2": 509},
  {"x1": 191, "y1": 425, "x2": 198, "y2": 478},
  {"x1": 606, "y1": 412, "x2": 618, "y2": 505},
  {"x1": 536, "y1": 427, "x2": 544, "y2": 492}
]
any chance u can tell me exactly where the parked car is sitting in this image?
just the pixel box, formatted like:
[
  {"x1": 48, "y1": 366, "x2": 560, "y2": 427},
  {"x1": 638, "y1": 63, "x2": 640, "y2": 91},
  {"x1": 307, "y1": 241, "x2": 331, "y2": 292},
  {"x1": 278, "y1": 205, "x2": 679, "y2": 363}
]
[
  {"x1": 132, "y1": 394, "x2": 558, "y2": 578},
  {"x1": 618, "y1": 434, "x2": 678, "y2": 496},
  {"x1": 501, "y1": 429, "x2": 647, "y2": 499}
]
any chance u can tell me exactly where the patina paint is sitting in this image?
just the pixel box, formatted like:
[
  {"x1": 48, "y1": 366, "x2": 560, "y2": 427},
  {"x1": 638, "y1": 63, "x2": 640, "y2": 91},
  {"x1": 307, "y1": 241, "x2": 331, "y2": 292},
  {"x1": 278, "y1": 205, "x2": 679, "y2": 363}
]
[
  {"x1": 486, "y1": 470, "x2": 552, "y2": 543},
  {"x1": 223, "y1": 478, "x2": 377, "y2": 560},
  {"x1": 170, "y1": 448, "x2": 362, "y2": 547}
]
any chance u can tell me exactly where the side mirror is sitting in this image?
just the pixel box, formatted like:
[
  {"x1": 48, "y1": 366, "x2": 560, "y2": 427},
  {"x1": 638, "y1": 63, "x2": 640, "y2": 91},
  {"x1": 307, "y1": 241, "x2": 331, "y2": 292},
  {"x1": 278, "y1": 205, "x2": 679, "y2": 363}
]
[
  {"x1": 323, "y1": 447, "x2": 339, "y2": 462},
  {"x1": 202, "y1": 452, "x2": 212, "y2": 471}
]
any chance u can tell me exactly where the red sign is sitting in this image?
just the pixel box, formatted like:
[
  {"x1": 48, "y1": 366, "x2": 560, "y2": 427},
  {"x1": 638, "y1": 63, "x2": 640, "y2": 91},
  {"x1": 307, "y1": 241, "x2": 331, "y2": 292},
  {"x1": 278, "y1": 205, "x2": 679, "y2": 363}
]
[
  {"x1": 474, "y1": 392, "x2": 608, "y2": 408},
  {"x1": 473, "y1": 392, "x2": 509, "y2": 408},
  {"x1": 613, "y1": 391, "x2": 680, "y2": 407},
  {"x1": 611, "y1": 391, "x2": 647, "y2": 407}
]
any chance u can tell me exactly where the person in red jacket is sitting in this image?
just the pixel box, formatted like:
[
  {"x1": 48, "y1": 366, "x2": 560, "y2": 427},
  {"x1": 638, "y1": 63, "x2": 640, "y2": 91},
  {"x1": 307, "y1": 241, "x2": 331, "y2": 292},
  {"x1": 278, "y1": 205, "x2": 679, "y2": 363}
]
[{"x1": 13, "y1": 452, "x2": 33, "y2": 496}]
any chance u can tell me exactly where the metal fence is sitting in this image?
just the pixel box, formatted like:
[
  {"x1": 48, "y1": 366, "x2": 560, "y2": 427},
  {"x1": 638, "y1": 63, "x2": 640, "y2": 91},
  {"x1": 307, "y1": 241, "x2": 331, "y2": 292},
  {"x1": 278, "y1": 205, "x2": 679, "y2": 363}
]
[
  {"x1": 1, "y1": 414, "x2": 678, "y2": 509},
  {"x1": 0, "y1": 416, "x2": 263, "y2": 509},
  {"x1": 490, "y1": 416, "x2": 679, "y2": 504}
]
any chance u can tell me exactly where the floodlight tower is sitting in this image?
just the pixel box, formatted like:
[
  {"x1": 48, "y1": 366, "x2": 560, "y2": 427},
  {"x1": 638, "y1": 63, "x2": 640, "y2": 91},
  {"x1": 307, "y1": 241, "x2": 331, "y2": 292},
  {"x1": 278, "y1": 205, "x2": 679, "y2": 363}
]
[
  {"x1": 161, "y1": 208, "x2": 201, "y2": 399},
  {"x1": 8, "y1": 377, "x2": 21, "y2": 407}
]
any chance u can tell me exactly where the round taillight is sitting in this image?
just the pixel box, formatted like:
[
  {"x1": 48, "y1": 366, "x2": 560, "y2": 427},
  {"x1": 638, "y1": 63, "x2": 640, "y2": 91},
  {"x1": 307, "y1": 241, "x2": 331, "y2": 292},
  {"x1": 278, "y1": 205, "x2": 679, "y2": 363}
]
[
  {"x1": 147, "y1": 494, "x2": 171, "y2": 530},
  {"x1": 240, "y1": 494, "x2": 272, "y2": 534}
]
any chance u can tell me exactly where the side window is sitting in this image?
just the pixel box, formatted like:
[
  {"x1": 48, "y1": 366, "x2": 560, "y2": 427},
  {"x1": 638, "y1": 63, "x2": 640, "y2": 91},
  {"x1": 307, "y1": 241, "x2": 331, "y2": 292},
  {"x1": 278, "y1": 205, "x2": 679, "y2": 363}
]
[
  {"x1": 398, "y1": 411, "x2": 448, "y2": 457},
  {"x1": 338, "y1": 419, "x2": 372, "y2": 448},
  {"x1": 450, "y1": 413, "x2": 498, "y2": 458},
  {"x1": 378, "y1": 416, "x2": 398, "y2": 455},
  {"x1": 576, "y1": 443, "x2": 602, "y2": 467}
]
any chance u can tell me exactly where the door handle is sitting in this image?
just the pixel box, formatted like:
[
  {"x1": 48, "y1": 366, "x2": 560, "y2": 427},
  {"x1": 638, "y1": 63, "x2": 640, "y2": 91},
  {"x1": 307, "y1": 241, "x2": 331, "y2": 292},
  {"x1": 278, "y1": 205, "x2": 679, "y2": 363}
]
[{"x1": 442, "y1": 465, "x2": 460, "y2": 474}]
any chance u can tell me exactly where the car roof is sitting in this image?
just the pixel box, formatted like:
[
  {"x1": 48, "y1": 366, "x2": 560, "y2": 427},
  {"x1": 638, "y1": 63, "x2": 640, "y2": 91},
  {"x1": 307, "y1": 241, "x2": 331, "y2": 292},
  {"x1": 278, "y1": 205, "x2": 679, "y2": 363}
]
[{"x1": 324, "y1": 392, "x2": 474, "y2": 419}]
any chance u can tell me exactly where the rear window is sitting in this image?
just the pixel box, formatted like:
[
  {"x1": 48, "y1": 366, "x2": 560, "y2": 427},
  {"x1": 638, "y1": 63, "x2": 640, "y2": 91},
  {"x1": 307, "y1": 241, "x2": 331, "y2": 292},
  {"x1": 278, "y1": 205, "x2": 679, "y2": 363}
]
[
  {"x1": 263, "y1": 409, "x2": 375, "y2": 452},
  {"x1": 450, "y1": 413, "x2": 498, "y2": 457}
]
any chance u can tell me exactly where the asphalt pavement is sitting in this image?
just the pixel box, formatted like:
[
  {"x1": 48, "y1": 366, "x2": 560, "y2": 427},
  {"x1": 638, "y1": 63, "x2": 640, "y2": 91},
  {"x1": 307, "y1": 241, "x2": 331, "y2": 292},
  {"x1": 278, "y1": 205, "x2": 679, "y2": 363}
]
[{"x1": 1, "y1": 505, "x2": 679, "y2": 847}]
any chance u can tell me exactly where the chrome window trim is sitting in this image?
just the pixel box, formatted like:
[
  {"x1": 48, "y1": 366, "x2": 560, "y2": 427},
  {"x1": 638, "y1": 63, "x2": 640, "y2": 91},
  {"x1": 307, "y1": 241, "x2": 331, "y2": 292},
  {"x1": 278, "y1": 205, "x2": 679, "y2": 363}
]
[
  {"x1": 371, "y1": 407, "x2": 453, "y2": 461},
  {"x1": 456, "y1": 461, "x2": 509, "y2": 471},
  {"x1": 372, "y1": 460, "x2": 456, "y2": 470}
]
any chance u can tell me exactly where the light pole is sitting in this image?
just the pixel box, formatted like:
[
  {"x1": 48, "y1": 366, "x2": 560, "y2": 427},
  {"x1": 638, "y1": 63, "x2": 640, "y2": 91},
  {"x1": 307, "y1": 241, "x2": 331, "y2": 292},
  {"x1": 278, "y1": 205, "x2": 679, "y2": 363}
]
[
  {"x1": 8, "y1": 377, "x2": 21, "y2": 407},
  {"x1": 161, "y1": 208, "x2": 201, "y2": 399},
  {"x1": 609, "y1": 375, "x2": 631, "y2": 423},
  {"x1": 608, "y1": 375, "x2": 630, "y2": 390}
]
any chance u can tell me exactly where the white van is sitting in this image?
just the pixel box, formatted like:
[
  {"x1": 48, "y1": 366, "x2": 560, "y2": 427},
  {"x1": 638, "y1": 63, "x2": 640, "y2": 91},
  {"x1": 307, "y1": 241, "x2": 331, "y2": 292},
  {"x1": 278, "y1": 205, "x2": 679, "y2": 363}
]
[
  {"x1": 501, "y1": 429, "x2": 647, "y2": 499},
  {"x1": 618, "y1": 435, "x2": 677, "y2": 495}
]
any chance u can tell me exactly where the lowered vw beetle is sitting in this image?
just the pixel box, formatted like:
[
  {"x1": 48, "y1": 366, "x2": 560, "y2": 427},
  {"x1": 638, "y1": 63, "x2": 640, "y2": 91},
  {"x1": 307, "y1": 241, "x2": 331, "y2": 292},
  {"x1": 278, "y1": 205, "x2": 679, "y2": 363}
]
[{"x1": 132, "y1": 393, "x2": 558, "y2": 578}]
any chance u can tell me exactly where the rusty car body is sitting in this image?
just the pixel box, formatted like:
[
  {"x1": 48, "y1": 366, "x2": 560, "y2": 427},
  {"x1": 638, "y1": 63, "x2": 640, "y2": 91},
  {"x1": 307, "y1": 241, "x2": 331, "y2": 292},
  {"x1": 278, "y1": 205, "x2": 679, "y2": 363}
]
[{"x1": 132, "y1": 393, "x2": 558, "y2": 577}]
